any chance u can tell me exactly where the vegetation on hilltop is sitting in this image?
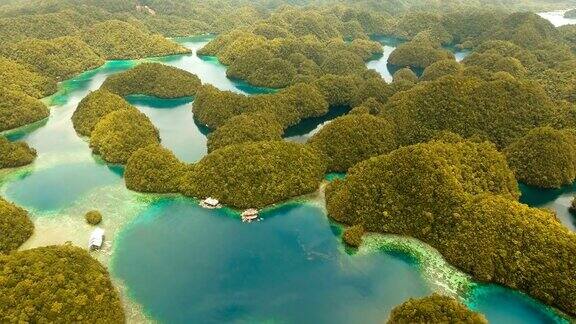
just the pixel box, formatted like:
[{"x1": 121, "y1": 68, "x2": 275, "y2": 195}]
[
  {"x1": 0, "y1": 36, "x2": 104, "y2": 81},
  {"x1": 83, "y1": 20, "x2": 190, "y2": 60},
  {"x1": 207, "y1": 112, "x2": 284, "y2": 152},
  {"x1": 565, "y1": 9, "x2": 576, "y2": 18},
  {"x1": 101, "y1": 63, "x2": 201, "y2": 98},
  {"x1": 90, "y1": 109, "x2": 160, "y2": 164},
  {"x1": 308, "y1": 114, "x2": 398, "y2": 172},
  {"x1": 392, "y1": 68, "x2": 418, "y2": 83},
  {"x1": 0, "y1": 137, "x2": 36, "y2": 169},
  {"x1": 0, "y1": 88, "x2": 49, "y2": 132},
  {"x1": 387, "y1": 294, "x2": 487, "y2": 323},
  {"x1": 198, "y1": 7, "x2": 384, "y2": 88},
  {"x1": 0, "y1": 245, "x2": 125, "y2": 323},
  {"x1": 420, "y1": 59, "x2": 463, "y2": 81},
  {"x1": 181, "y1": 141, "x2": 326, "y2": 208},
  {"x1": 72, "y1": 89, "x2": 138, "y2": 137},
  {"x1": 125, "y1": 144, "x2": 187, "y2": 193},
  {"x1": 326, "y1": 139, "x2": 519, "y2": 227},
  {"x1": 193, "y1": 83, "x2": 328, "y2": 129},
  {"x1": 0, "y1": 196, "x2": 33, "y2": 254},
  {"x1": 326, "y1": 140, "x2": 576, "y2": 316},
  {"x1": 505, "y1": 127, "x2": 576, "y2": 188},
  {"x1": 383, "y1": 75, "x2": 558, "y2": 148},
  {"x1": 388, "y1": 33, "x2": 455, "y2": 69},
  {"x1": 0, "y1": 56, "x2": 57, "y2": 98}
]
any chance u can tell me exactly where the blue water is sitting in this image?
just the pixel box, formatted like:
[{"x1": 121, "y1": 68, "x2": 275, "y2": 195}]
[{"x1": 112, "y1": 199, "x2": 430, "y2": 323}]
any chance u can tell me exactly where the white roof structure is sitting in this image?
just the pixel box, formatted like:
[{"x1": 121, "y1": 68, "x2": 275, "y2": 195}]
[
  {"x1": 204, "y1": 197, "x2": 219, "y2": 206},
  {"x1": 88, "y1": 227, "x2": 105, "y2": 250}
]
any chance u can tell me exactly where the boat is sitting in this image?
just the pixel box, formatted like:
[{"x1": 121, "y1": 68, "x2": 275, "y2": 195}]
[
  {"x1": 88, "y1": 227, "x2": 105, "y2": 251},
  {"x1": 200, "y1": 197, "x2": 221, "y2": 209},
  {"x1": 241, "y1": 208, "x2": 259, "y2": 222}
]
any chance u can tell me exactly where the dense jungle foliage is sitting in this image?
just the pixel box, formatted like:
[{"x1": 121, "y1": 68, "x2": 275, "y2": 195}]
[
  {"x1": 207, "y1": 112, "x2": 284, "y2": 152},
  {"x1": 197, "y1": 7, "x2": 385, "y2": 88},
  {"x1": 388, "y1": 33, "x2": 455, "y2": 69},
  {"x1": 420, "y1": 59, "x2": 463, "y2": 81},
  {"x1": 0, "y1": 196, "x2": 33, "y2": 254},
  {"x1": 90, "y1": 109, "x2": 160, "y2": 164},
  {"x1": 325, "y1": 139, "x2": 576, "y2": 316},
  {"x1": 181, "y1": 141, "x2": 326, "y2": 208},
  {"x1": 125, "y1": 144, "x2": 187, "y2": 193},
  {"x1": 0, "y1": 56, "x2": 57, "y2": 98},
  {"x1": 82, "y1": 20, "x2": 190, "y2": 60},
  {"x1": 0, "y1": 88, "x2": 49, "y2": 132},
  {"x1": 193, "y1": 83, "x2": 329, "y2": 129},
  {"x1": 308, "y1": 114, "x2": 398, "y2": 172},
  {"x1": 383, "y1": 75, "x2": 559, "y2": 148},
  {"x1": 0, "y1": 137, "x2": 36, "y2": 168},
  {"x1": 101, "y1": 62, "x2": 202, "y2": 98},
  {"x1": 387, "y1": 294, "x2": 487, "y2": 323},
  {"x1": 0, "y1": 245, "x2": 125, "y2": 323},
  {"x1": 505, "y1": 127, "x2": 576, "y2": 188},
  {"x1": 0, "y1": 36, "x2": 104, "y2": 81},
  {"x1": 72, "y1": 89, "x2": 138, "y2": 137}
]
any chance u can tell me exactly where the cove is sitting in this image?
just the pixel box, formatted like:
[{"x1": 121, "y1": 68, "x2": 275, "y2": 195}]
[
  {"x1": 519, "y1": 183, "x2": 576, "y2": 231},
  {"x1": 112, "y1": 199, "x2": 430, "y2": 323}
]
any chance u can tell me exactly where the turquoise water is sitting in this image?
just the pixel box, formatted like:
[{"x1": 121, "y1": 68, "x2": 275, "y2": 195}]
[
  {"x1": 112, "y1": 200, "x2": 430, "y2": 323},
  {"x1": 0, "y1": 36, "x2": 572, "y2": 323}
]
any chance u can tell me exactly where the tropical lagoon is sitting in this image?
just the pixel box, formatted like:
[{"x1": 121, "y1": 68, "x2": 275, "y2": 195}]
[{"x1": 1, "y1": 30, "x2": 574, "y2": 323}]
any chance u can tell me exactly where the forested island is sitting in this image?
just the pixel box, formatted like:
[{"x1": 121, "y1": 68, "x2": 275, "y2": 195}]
[{"x1": 1, "y1": 0, "x2": 576, "y2": 322}]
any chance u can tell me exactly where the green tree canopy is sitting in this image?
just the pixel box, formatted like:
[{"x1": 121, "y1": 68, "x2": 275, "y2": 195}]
[
  {"x1": 83, "y1": 20, "x2": 190, "y2": 60},
  {"x1": 101, "y1": 62, "x2": 202, "y2": 98},
  {"x1": 505, "y1": 127, "x2": 576, "y2": 188},
  {"x1": 308, "y1": 114, "x2": 398, "y2": 172},
  {"x1": 72, "y1": 89, "x2": 137, "y2": 136},
  {"x1": 0, "y1": 245, "x2": 125, "y2": 323},
  {"x1": 0, "y1": 88, "x2": 49, "y2": 132},
  {"x1": 90, "y1": 109, "x2": 160, "y2": 164},
  {"x1": 388, "y1": 35, "x2": 454, "y2": 69},
  {"x1": 0, "y1": 36, "x2": 104, "y2": 81},
  {"x1": 0, "y1": 137, "x2": 36, "y2": 168},
  {"x1": 207, "y1": 112, "x2": 283, "y2": 152},
  {"x1": 0, "y1": 196, "x2": 33, "y2": 254},
  {"x1": 326, "y1": 139, "x2": 519, "y2": 227},
  {"x1": 181, "y1": 141, "x2": 326, "y2": 208},
  {"x1": 383, "y1": 75, "x2": 557, "y2": 148},
  {"x1": 0, "y1": 56, "x2": 57, "y2": 98},
  {"x1": 125, "y1": 144, "x2": 187, "y2": 193},
  {"x1": 420, "y1": 59, "x2": 463, "y2": 81},
  {"x1": 392, "y1": 68, "x2": 418, "y2": 83},
  {"x1": 387, "y1": 294, "x2": 487, "y2": 324}
]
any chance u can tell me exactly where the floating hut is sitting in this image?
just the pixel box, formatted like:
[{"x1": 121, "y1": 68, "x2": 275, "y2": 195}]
[
  {"x1": 88, "y1": 228, "x2": 105, "y2": 251},
  {"x1": 200, "y1": 197, "x2": 221, "y2": 209},
  {"x1": 241, "y1": 209, "x2": 259, "y2": 222}
]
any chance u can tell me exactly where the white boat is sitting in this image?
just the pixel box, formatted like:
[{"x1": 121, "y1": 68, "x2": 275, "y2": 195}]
[
  {"x1": 241, "y1": 209, "x2": 259, "y2": 222},
  {"x1": 200, "y1": 197, "x2": 221, "y2": 209},
  {"x1": 88, "y1": 228, "x2": 105, "y2": 251}
]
